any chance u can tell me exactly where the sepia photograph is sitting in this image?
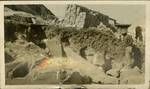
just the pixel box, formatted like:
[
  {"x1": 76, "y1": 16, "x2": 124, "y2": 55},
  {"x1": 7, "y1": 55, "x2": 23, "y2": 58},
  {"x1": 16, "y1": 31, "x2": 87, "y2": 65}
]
[
  {"x1": 4, "y1": 3, "x2": 145, "y2": 85},
  {"x1": 0, "y1": 1, "x2": 148, "y2": 89}
]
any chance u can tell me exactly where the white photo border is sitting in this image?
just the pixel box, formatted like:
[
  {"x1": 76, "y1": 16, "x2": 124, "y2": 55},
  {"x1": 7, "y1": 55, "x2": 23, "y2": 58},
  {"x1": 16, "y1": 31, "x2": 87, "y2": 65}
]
[{"x1": 0, "y1": 1, "x2": 149, "y2": 89}]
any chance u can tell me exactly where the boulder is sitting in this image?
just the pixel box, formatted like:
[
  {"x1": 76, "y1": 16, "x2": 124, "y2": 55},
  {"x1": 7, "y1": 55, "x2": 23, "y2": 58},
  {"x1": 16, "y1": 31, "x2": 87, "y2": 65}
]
[
  {"x1": 5, "y1": 40, "x2": 46, "y2": 80},
  {"x1": 106, "y1": 69, "x2": 119, "y2": 78},
  {"x1": 63, "y1": 71, "x2": 92, "y2": 84},
  {"x1": 44, "y1": 36, "x2": 66, "y2": 57}
]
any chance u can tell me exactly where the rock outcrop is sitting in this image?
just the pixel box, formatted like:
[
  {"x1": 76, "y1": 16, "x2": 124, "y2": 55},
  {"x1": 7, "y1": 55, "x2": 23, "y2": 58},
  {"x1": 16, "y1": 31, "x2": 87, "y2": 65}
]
[
  {"x1": 4, "y1": 20, "x2": 47, "y2": 48},
  {"x1": 4, "y1": 6, "x2": 58, "y2": 25},
  {"x1": 5, "y1": 5, "x2": 56, "y2": 20},
  {"x1": 5, "y1": 40, "x2": 46, "y2": 79}
]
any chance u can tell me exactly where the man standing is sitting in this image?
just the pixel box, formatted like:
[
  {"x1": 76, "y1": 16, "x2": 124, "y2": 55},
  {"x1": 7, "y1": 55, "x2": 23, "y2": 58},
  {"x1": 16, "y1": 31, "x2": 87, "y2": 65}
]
[{"x1": 135, "y1": 26, "x2": 143, "y2": 42}]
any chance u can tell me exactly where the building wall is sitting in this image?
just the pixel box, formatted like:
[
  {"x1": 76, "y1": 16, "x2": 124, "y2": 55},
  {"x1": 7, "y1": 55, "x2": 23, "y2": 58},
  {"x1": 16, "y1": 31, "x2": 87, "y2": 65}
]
[{"x1": 63, "y1": 4, "x2": 116, "y2": 29}]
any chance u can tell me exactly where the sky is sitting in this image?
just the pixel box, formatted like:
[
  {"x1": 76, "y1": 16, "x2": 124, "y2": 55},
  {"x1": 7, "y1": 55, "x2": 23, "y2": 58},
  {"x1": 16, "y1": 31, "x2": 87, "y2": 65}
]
[{"x1": 45, "y1": 4, "x2": 145, "y2": 35}]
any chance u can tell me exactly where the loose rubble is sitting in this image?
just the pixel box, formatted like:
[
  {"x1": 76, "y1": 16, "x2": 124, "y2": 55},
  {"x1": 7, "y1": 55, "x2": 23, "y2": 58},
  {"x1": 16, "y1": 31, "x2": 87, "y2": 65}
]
[{"x1": 4, "y1": 4, "x2": 145, "y2": 85}]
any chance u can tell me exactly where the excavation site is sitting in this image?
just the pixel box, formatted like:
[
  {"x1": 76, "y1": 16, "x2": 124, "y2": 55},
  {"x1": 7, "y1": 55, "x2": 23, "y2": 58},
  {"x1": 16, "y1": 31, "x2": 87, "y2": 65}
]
[{"x1": 4, "y1": 4, "x2": 145, "y2": 85}]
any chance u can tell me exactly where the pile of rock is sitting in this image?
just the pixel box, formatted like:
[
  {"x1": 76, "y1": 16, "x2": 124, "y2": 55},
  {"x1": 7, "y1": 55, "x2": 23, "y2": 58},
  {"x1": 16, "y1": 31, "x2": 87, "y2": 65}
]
[{"x1": 5, "y1": 40, "x2": 46, "y2": 78}]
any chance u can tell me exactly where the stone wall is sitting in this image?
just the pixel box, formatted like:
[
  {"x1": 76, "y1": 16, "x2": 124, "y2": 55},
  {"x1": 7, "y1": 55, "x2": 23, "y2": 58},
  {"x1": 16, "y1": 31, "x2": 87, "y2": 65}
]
[{"x1": 63, "y1": 4, "x2": 116, "y2": 29}]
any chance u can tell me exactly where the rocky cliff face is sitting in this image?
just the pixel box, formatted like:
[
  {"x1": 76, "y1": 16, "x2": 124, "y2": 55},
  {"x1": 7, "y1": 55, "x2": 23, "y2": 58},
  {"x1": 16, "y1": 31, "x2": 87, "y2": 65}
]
[
  {"x1": 4, "y1": 5, "x2": 57, "y2": 45},
  {"x1": 4, "y1": 6, "x2": 58, "y2": 26},
  {"x1": 63, "y1": 4, "x2": 116, "y2": 29},
  {"x1": 5, "y1": 5, "x2": 56, "y2": 20}
]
